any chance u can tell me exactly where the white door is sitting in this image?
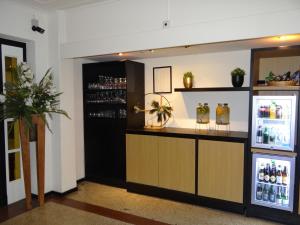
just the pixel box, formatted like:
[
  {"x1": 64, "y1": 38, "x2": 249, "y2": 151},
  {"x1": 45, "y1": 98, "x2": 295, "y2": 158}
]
[{"x1": 1, "y1": 44, "x2": 25, "y2": 204}]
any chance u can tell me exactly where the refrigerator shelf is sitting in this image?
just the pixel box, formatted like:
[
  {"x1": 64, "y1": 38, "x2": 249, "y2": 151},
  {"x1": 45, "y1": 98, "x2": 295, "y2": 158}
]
[
  {"x1": 254, "y1": 199, "x2": 290, "y2": 210},
  {"x1": 255, "y1": 181, "x2": 289, "y2": 188},
  {"x1": 256, "y1": 118, "x2": 288, "y2": 125}
]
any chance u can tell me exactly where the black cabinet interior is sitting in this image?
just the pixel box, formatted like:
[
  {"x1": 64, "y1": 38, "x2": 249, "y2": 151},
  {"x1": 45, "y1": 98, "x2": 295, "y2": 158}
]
[{"x1": 83, "y1": 61, "x2": 145, "y2": 187}]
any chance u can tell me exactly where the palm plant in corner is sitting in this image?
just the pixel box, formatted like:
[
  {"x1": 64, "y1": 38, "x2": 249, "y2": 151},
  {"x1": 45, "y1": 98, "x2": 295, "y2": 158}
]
[{"x1": 0, "y1": 62, "x2": 69, "y2": 209}]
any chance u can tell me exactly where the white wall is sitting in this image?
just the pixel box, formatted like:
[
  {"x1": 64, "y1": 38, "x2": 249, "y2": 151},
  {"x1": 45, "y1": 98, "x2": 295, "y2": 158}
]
[
  {"x1": 0, "y1": 0, "x2": 54, "y2": 194},
  {"x1": 62, "y1": 0, "x2": 300, "y2": 181},
  {"x1": 139, "y1": 50, "x2": 250, "y2": 131},
  {"x1": 61, "y1": 0, "x2": 300, "y2": 58}
]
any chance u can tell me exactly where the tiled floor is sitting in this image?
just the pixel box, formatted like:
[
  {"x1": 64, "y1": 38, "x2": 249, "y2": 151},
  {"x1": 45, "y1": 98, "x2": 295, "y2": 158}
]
[
  {"x1": 0, "y1": 181, "x2": 283, "y2": 225},
  {"x1": 66, "y1": 182, "x2": 281, "y2": 225},
  {"x1": 0, "y1": 201, "x2": 130, "y2": 225}
]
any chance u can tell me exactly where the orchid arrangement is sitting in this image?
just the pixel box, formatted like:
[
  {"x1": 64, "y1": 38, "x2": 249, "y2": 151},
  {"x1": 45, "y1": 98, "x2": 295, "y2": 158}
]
[{"x1": 0, "y1": 62, "x2": 69, "y2": 130}]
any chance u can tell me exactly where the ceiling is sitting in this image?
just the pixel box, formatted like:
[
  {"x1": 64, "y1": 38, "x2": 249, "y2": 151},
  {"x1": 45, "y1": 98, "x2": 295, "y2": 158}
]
[
  {"x1": 11, "y1": 0, "x2": 109, "y2": 10},
  {"x1": 86, "y1": 34, "x2": 300, "y2": 62}
]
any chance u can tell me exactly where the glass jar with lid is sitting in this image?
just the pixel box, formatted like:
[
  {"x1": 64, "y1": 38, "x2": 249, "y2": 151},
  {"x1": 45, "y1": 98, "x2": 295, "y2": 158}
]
[
  {"x1": 222, "y1": 103, "x2": 230, "y2": 125},
  {"x1": 196, "y1": 103, "x2": 210, "y2": 124}
]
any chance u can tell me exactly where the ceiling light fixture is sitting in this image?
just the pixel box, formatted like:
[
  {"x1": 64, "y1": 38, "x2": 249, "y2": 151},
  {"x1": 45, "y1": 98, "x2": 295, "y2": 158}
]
[
  {"x1": 118, "y1": 53, "x2": 123, "y2": 56},
  {"x1": 184, "y1": 45, "x2": 191, "y2": 48},
  {"x1": 149, "y1": 49, "x2": 155, "y2": 53}
]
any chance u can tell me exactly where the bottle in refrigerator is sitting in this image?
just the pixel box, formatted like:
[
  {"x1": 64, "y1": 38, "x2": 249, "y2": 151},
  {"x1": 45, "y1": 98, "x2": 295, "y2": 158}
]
[
  {"x1": 258, "y1": 163, "x2": 265, "y2": 182},
  {"x1": 270, "y1": 161, "x2": 276, "y2": 184},
  {"x1": 269, "y1": 128, "x2": 276, "y2": 144},
  {"x1": 256, "y1": 183, "x2": 263, "y2": 200},
  {"x1": 276, "y1": 165, "x2": 282, "y2": 185},
  {"x1": 264, "y1": 163, "x2": 270, "y2": 182},
  {"x1": 276, "y1": 186, "x2": 283, "y2": 204},
  {"x1": 269, "y1": 185, "x2": 276, "y2": 203},
  {"x1": 263, "y1": 127, "x2": 269, "y2": 144},
  {"x1": 263, "y1": 184, "x2": 269, "y2": 201},
  {"x1": 256, "y1": 126, "x2": 263, "y2": 144},
  {"x1": 282, "y1": 166, "x2": 288, "y2": 185},
  {"x1": 281, "y1": 187, "x2": 289, "y2": 205},
  {"x1": 276, "y1": 105, "x2": 282, "y2": 119},
  {"x1": 270, "y1": 102, "x2": 276, "y2": 119}
]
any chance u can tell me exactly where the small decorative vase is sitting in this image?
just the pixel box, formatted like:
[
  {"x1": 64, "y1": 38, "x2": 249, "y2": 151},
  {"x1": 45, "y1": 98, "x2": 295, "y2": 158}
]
[
  {"x1": 231, "y1": 75, "x2": 244, "y2": 87},
  {"x1": 183, "y1": 77, "x2": 193, "y2": 88}
]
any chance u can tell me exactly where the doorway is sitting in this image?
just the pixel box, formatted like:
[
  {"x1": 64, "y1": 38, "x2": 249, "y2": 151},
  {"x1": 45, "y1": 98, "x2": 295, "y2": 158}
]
[{"x1": 0, "y1": 38, "x2": 26, "y2": 207}]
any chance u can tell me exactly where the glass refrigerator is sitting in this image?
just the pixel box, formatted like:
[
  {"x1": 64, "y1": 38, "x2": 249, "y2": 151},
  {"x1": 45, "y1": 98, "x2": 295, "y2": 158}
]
[
  {"x1": 251, "y1": 95, "x2": 297, "y2": 212},
  {"x1": 251, "y1": 96, "x2": 297, "y2": 151},
  {"x1": 251, "y1": 153, "x2": 295, "y2": 211}
]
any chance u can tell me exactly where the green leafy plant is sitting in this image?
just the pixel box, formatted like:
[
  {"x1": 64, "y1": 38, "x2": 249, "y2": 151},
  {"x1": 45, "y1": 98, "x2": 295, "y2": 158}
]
[
  {"x1": 183, "y1": 71, "x2": 193, "y2": 79},
  {"x1": 0, "y1": 62, "x2": 69, "y2": 130},
  {"x1": 231, "y1": 67, "x2": 246, "y2": 76},
  {"x1": 265, "y1": 71, "x2": 276, "y2": 82},
  {"x1": 149, "y1": 100, "x2": 173, "y2": 123}
]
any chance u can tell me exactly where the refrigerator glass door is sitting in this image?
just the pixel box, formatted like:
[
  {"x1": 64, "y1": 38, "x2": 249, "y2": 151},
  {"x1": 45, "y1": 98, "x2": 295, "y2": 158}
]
[
  {"x1": 251, "y1": 153, "x2": 295, "y2": 212},
  {"x1": 252, "y1": 96, "x2": 296, "y2": 151}
]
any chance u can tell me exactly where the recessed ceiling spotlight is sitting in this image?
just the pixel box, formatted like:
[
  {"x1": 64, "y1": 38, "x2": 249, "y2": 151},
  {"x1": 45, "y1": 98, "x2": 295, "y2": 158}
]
[
  {"x1": 118, "y1": 53, "x2": 123, "y2": 56},
  {"x1": 279, "y1": 45, "x2": 287, "y2": 48}
]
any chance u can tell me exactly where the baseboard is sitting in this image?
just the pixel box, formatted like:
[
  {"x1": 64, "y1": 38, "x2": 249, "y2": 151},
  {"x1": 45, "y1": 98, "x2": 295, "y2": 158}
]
[
  {"x1": 31, "y1": 186, "x2": 78, "y2": 199},
  {"x1": 77, "y1": 177, "x2": 86, "y2": 184},
  {"x1": 126, "y1": 182, "x2": 245, "y2": 214}
]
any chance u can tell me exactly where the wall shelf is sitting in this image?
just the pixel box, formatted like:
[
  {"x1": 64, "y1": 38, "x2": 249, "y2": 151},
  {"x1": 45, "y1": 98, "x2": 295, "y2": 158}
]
[
  {"x1": 174, "y1": 87, "x2": 250, "y2": 92},
  {"x1": 253, "y1": 86, "x2": 300, "y2": 91}
]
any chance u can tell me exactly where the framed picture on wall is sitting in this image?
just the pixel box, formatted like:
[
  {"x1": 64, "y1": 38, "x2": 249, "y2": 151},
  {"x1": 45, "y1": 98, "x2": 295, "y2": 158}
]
[{"x1": 153, "y1": 66, "x2": 172, "y2": 93}]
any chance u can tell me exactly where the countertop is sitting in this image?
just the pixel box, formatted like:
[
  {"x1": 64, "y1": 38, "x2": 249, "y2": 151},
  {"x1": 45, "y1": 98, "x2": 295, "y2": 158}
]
[{"x1": 126, "y1": 127, "x2": 248, "y2": 143}]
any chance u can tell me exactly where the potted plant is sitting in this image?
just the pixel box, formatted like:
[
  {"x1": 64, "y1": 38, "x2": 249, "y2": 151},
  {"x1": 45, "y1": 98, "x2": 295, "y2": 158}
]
[
  {"x1": 231, "y1": 67, "x2": 246, "y2": 87},
  {"x1": 0, "y1": 62, "x2": 69, "y2": 209},
  {"x1": 183, "y1": 71, "x2": 194, "y2": 88}
]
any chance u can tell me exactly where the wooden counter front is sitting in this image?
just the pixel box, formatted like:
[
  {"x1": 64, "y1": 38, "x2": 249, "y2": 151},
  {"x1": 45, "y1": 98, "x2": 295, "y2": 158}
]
[{"x1": 198, "y1": 140, "x2": 244, "y2": 203}]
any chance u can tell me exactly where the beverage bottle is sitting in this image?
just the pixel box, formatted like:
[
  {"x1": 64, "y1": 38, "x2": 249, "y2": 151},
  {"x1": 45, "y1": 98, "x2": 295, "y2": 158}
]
[
  {"x1": 276, "y1": 165, "x2": 282, "y2": 185},
  {"x1": 256, "y1": 183, "x2": 263, "y2": 200},
  {"x1": 263, "y1": 127, "x2": 269, "y2": 144},
  {"x1": 269, "y1": 185, "x2": 276, "y2": 203},
  {"x1": 266, "y1": 105, "x2": 270, "y2": 118},
  {"x1": 270, "y1": 161, "x2": 276, "y2": 184},
  {"x1": 282, "y1": 187, "x2": 289, "y2": 205},
  {"x1": 275, "y1": 128, "x2": 282, "y2": 146},
  {"x1": 264, "y1": 163, "x2": 270, "y2": 183},
  {"x1": 258, "y1": 106, "x2": 262, "y2": 118},
  {"x1": 276, "y1": 105, "x2": 282, "y2": 119},
  {"x1": 261, "y1": 106, "x2": 266, "y2": 118},
  {"x1": 258, "y1": 163, "x2": 265, "y2": 182},
  {"x1": 269, "y1": 127, "x2": 275, "y2": 144},
  {"x1": 282, "y1": 166, "x2": 288, "y2": 185},
  {"x1": 256, "y1": 126, "x2": 263, "y2": 144},
  {"x1": 276, "y1": 186, "x2": 283, "y2": 205},
  {"x1": 270, "y1": 102, "x2": 276, "y2": 119},
  {"x1": 263, "y1": 184, "x2": 269, "y2": 201}
]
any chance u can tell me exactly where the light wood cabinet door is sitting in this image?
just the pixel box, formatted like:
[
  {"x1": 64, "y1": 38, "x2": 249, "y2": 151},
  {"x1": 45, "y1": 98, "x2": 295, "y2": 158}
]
[
  {"x1": 198, "y1": 140, "x2": 244, "y2": 203},
  {"x1": 126, "y1": 134, "x2": 158, "y2": 186},
  {"x1": 158, "y1": 137, "x2": 195, "y2": 194}
]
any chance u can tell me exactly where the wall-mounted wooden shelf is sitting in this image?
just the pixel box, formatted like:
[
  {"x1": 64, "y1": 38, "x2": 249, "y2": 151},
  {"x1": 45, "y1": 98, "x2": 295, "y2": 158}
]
[
  {"x1": 174, "y1": 87, "x2": 250, "y2": 92},
  {"x1": 253, "y1": 86, "x2": 300, "y2": 91}
]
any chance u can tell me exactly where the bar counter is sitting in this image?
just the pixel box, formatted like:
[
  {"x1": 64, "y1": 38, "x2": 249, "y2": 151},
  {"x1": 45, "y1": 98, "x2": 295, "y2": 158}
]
[{"x1": 126, "y1": 127, "x2": 248, "y2": 142}]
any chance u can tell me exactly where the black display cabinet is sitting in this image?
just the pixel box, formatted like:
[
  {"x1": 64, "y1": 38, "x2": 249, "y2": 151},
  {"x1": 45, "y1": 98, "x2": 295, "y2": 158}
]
[{"x1": 82, "y1": 60, "x2": 145, "y2": 187}]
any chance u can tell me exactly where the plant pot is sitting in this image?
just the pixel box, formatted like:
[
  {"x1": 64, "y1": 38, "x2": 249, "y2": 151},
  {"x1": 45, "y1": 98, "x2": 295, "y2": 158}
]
[
  {"x1": 231, "y1": 75, "x2": 244, "y2": 87},
  {"x1": 183, "y1": 77, "x2": 193, "y2": 88}
]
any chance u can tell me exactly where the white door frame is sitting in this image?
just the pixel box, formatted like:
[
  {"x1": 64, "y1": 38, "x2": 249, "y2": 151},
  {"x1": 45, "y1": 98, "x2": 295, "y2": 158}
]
[{"x1": 1, "y1": 44, "x2": 26, "y2": 204}]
